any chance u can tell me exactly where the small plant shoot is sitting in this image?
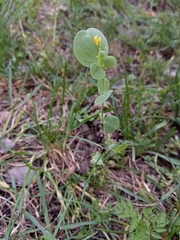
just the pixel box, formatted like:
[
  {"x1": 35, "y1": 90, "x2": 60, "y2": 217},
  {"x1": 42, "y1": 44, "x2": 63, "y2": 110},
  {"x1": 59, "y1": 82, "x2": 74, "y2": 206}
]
[{"x1": 73, "y1": 28, "x2": 119, "y2": 146}]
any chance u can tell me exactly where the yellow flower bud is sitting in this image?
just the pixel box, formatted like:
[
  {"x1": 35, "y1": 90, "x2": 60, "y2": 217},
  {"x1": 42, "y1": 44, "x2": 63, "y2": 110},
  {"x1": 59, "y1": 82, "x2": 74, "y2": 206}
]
[
  {"x1": 97, "y1": 36, "x2": 101, "y2": 46},
  {"x1": 94, "y1": 35, "x2": 98, "y2": 43},
  {"x1": 93, "y1": 35, "x2": 101, "y2": 47}
]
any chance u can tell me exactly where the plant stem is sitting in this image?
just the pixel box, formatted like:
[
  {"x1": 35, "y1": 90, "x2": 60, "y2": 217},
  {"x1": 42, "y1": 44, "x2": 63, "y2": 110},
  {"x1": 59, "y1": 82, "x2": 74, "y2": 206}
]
[{"x1": 101, "y1": 103, "x2": 110, "y2": 148}]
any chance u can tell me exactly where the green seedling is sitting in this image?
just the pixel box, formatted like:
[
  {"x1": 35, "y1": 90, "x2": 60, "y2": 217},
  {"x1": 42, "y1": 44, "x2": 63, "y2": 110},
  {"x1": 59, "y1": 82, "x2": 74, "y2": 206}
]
[{"x1": 73, "y1": 27, "x2": 119, "y2": 147}]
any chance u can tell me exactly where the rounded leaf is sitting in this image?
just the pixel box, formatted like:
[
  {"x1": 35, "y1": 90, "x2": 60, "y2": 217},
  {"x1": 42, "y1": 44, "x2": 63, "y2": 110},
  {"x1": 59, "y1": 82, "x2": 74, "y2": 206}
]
[
  {"x1": 97, "y1": 78, "x2": 109, "y2": 94},
  {"x1": 73, "y1": 28, "x2": 109, "y2": 67},
  {"x1": 95, "y1": 90, "x2": 113, "y2": 105},
  {"x1": 90, "y1": 62, "x2": 105, "y2": 80},
  {"x1": 103, "y1": 56, "x2": 117, "y2": 69},
  {"x1": 87, "y1": 28, "x2": 109, "y2": 54},
  {"x1": 104, "y1": 115, "x2": 119, "y2": 133}
]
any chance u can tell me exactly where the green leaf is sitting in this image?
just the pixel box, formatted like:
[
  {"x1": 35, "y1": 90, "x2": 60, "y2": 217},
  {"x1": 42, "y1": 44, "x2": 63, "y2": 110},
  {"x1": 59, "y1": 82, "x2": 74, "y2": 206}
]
[
  {"x1": 114, "y1": 143, "x2": 127, "y2": 153},
  {"x1": 73, "y1": 28, "x2": 109, "y2": 67},
  {"x1": 95, "y1": 90, "x2": 113, "y2": 104},
  {"x1": 90, "y1": 63, "x2": 105, "y2": 80},
  {"x1": 24, "y1": 211, "x2": 56, "y2": 239},
  {"x1": 90, "y1": 152, "x2": 104, "y2": 165},
  {"x1": 103, "y1": 56, "x2": 117, "y2": 69},
  {"x1": 87, "y1": 28, "x2": 109, "y2": 54},
  {"x1": 104, "y1": 115, "x2": 119, "y2": 133},
  {"x1": 150, "y1": 232, "x2": 162, "y2": 239},
  {"x1": 97, "y1": 78, "x2": 109, "y2": 94}
]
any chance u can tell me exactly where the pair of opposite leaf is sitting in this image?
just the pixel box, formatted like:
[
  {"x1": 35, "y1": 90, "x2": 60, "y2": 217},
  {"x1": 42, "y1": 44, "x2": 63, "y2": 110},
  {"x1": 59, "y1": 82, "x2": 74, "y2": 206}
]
[{"x1": 73, "y1": 28, "x2": 117, "y2": 80}]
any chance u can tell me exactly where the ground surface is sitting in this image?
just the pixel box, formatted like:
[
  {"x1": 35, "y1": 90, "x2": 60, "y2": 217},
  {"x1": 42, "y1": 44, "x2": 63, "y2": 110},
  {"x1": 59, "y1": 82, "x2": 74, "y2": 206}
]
[{"x1": 0, "y1": 0, "x2": 180, "y2": 239}]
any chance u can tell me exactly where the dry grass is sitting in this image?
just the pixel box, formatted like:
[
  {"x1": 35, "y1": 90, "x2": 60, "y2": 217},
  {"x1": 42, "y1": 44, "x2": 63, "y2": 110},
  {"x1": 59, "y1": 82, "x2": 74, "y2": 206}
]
[{"x1": 0, "y1": 0, "x2": 180, "y2": 239}]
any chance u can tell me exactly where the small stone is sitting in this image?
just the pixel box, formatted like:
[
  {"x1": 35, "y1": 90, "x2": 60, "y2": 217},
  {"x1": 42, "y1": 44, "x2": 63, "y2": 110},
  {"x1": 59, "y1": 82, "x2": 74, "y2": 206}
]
[{"x1": 5, "y1": 166, "x2": 35, "y2": 187}]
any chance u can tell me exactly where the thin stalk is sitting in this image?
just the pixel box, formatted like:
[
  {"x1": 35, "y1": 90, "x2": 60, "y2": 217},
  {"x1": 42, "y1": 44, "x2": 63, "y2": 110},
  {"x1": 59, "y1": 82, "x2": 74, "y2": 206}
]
[{"x1": 101, "y1": 103, "x2": 110, "y2": 149}]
